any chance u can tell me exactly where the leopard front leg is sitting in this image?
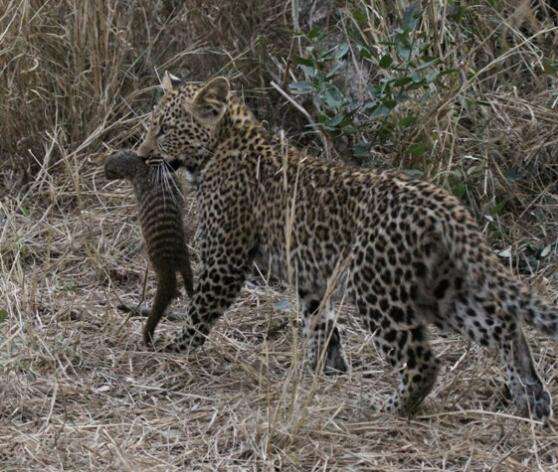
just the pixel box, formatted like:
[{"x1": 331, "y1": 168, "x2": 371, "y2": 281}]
[
  {"x1": 163, "y1": 160, "x2": 259, "y2": 353},
  {"x1": 166, "y1": 246, "x2": 252, "y2": 353}
]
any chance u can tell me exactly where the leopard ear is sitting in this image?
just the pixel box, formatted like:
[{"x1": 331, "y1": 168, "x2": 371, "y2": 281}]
[
  {"x1": 161, "y1": 71, "x2": 182, "y2": 93},
  {"x1": 191, "y1": 77, "x2": 229, "y2": 124}
]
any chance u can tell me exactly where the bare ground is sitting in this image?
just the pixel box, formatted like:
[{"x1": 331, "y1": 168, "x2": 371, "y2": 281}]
[{"x1": 1, "y1": 155, "x2": 558, "y2": 471}]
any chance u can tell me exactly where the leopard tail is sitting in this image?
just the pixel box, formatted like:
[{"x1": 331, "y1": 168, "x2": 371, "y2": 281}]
[{"x1": 436, "y1": 218, "x2": 558, "y2": 340}]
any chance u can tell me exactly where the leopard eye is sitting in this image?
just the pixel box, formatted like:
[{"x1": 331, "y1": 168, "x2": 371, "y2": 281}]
[{"x1": 158, "y1": 125, "x2": 167, "y2": 136}]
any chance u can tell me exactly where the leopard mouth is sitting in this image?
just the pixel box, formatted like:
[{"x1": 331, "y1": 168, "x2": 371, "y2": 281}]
[
  {"x1": 168, "y1": 159, "x2": 182, "y2": 171},
  {"x1": 146, "y1": 158, "x2": 182, "y2": 174}
]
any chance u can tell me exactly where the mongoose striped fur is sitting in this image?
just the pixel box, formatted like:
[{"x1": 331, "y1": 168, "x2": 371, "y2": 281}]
[{"x1": 104, "y1": 150, "x2": 194, "y2": 345}]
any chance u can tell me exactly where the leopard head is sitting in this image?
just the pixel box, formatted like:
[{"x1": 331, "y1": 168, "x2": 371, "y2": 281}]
[{"x1": 137, "y1": 73, "x2": 230, "y2": 180}]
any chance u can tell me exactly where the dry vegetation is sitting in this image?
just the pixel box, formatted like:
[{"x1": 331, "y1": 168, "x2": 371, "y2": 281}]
[{"x1": 1, "y1": 0, "x2": 558, "y2": 470}]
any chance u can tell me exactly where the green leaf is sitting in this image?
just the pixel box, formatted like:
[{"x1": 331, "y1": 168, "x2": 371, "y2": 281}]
[
  {"x1": 307, "y1": 26, "x2": 323, "y2": 41},
  {"x1": 439, "y1": 67, "x2": 459, "y2": 78},
  {"x1": 336, "y1": 43, "x2": 350, "y2": 61},
  {"x1": 393, "y1": 76, "x2": 413, "y2": 87},
  {"x1": 381, "y1": 98, "x2": 397, "y2": 110},
  {"x1": 359, "y1": 46, "x2": 373, "y2": 60},
  {"x1": 377, "y1": 122, "x2": 395, "y2": 139},
  {"x1": 371, "y1": 105, "x2": 392, "y2": 118},
  {"x1": 408, "y1": 142, "x2": 428, "y2": 157},
  {"x1": 288, "y1": 81, "x2": 313, "y2": 94},
  {"x1": 294, "y1": 56, "x2": 315, "y2": 67},
  {"x1": 323, "y1": 114, "x2": 344, "y2": 128},
  {"x1": 475, "y1": 100, "x2": 492, "y2": 107},
  {"x1": 379, "y1": 54, "x2": 393, "y2": 68},
  {"x1": 319, "y1": 46, "x2": 337, "y2": 61},
  {"x1": 353, "y1": 143, "x2": 371, "y2": 157},
  {"x1": 326, "y1": 61, "x2": 345, "y2": 79},
  {"x1": 448, "y1": 1, "x2": 467, "y2": 21},
  {"x1": 403, "y1": 2, "x2": 421, "y2": 30},
  {"x1": 0, "y1": 309, "x2": 7, "y2": 324},
  {"x1": 452, "y1": 181, "x2": 467, "y2": 199},
  {"x1": 341, "y1": 124, "x2": 358, "y2": 134},
  {"x1": 542, "y1": 59, "x2": 558, "y2": 75},
  {"x1": 504, "y1": 168, "x2": 522, "y2": 182},
  {"x1": 490, "y1": 200, "x2": 506, "y2": 216},
  {"x1": 352, "y1": 8, "x2": 367, "y2": 25},
  {"x1": 411, "y1": 72, "x2": 422, "y2": 83},
  {"x1": 399, "y1": 114, "x2": 417, "y2": 127},
  {"x1": 425, "y1": 70, "x2": 439, "y2": 83},
  {"x1": 402, "y1": 168, "x2": 424, "y2": 179},
  {"x1": 300, "y1": 65, "x2": 318, "y2": 78},
  {"x1": 415, "y1": 58, "x2": 439, "y2": 70},
  {"x1": 395, "y1": 91, "x2": 410, "y2": 102},
  {"x1": 396, "y1": 45, "x2": 412, "y2": 61},
  {"x1": 322, "y1": 84, "x2": 344, "y2": 109}
]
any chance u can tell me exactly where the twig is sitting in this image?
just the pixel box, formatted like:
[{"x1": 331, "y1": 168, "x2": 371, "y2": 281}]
[{"x1": 270, "y1": 80, "x2": 331, "y2": 159}]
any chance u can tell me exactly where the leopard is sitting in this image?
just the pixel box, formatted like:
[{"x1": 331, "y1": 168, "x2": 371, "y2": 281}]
[
  {"x1": 136, "y1": 72, "x2": 558, "y2": 422},
  {"x1": 104, "y1": 149, "x2": 194, "y2": 345}
]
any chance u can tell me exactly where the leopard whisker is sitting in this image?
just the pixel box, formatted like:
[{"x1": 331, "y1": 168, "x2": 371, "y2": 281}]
[
  {"x1": 161, "y1": 165, "x2": 174, "y2": 206},
  {"x1": 163, "y1": 160, "x2": 184, "y2": 203}
]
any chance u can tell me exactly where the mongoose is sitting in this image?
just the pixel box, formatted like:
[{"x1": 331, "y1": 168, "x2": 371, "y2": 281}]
[{"x1": 104, "y1": 150, "x2": 194, "y2": 346}]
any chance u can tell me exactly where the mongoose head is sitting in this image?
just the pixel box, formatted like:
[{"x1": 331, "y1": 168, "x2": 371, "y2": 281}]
[{"x1": 104, "y1": 150, "x2": 145, "y2": 181}]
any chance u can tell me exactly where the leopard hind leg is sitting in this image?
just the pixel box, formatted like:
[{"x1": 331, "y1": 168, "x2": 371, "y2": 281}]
[
  {"x1": 298, "y1": 287, "x2": 349, "y2": 375},
  {"x1": 432, "y1": 276, "x2": 552, "y2": 422}
]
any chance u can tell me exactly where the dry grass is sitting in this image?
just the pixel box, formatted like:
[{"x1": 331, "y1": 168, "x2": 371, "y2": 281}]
[{"x1": 1, "y1": 0, "x2": 558, "y2": 470}]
